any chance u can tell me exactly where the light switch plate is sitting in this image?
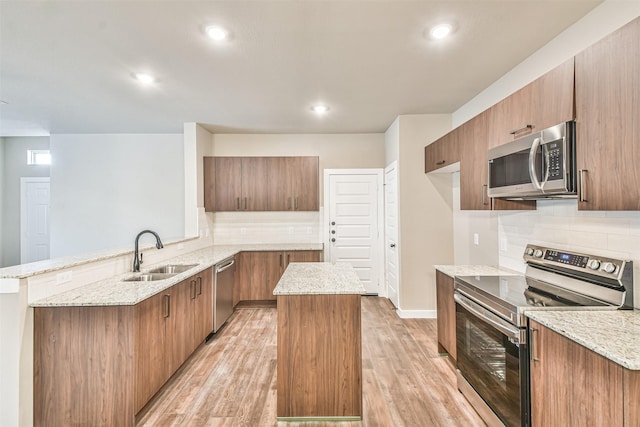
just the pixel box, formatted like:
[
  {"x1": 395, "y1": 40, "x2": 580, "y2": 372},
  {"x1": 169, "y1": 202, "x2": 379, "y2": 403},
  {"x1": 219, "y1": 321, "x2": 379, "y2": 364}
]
[{"x1": 56, "y1": 271, "x2": 73, "y2": 285}]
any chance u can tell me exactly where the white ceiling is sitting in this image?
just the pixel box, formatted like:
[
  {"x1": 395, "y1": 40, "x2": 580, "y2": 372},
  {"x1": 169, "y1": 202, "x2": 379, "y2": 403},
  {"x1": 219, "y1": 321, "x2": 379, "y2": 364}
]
[{"x1": 0, "y1": 0, "x2": 601, "y2": 136}]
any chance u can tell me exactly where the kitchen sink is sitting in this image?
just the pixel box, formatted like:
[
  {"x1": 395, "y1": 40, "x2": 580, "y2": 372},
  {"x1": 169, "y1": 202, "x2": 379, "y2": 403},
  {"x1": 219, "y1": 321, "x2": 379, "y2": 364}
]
[
  {"x1": 148, "y1": 264, "x2": 199, "y2": 274},
  {"x1": 123, "y1": 273, "x2": 177, "y2": 282}
]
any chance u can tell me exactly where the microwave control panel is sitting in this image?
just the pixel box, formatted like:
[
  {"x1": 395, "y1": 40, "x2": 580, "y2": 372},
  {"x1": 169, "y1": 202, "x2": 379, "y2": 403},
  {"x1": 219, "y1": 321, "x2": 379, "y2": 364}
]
[{"x1": 547, "y1": 142, "x2": 562, "y2": 180}]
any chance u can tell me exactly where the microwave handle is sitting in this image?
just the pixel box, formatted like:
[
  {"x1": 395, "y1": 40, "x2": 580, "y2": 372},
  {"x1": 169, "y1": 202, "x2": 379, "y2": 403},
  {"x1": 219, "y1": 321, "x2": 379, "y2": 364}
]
[
  {"x1": 541, "y1": 143, "x2": 550, "y2": 188},
  {"x1": 528, "y1": 137, "x2": 543, "y2": 191}
]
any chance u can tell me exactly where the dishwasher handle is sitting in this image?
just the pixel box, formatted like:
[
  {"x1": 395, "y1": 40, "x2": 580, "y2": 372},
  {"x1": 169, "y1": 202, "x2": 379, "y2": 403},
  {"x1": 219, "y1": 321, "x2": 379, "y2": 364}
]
[{"x1": 216, "y1": 259, "x2": 235, "y2": 273}]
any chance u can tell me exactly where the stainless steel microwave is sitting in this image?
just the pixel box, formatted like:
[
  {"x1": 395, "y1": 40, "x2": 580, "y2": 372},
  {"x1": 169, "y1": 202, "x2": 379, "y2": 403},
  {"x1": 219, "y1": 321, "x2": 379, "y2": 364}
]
[{"x1": 487, "y1": 121, "x2": 576, "y2": 199}]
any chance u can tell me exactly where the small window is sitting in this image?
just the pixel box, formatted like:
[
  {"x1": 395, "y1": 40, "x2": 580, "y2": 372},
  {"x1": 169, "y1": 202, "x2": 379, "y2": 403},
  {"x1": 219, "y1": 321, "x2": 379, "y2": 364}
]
[{"x1": 27, "y1": 150, "x2": 51, "y2": 165}]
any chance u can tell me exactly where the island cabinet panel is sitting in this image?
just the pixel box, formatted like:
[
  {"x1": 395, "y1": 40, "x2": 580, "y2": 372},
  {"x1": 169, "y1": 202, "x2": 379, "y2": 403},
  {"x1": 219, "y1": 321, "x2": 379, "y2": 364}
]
[
  {"x1": 529, "y1": 321, "x2": 624, "y2": 427},
  {"x1": 424, "y1": 128, "x2": 460, "y2": 173},
  {"x1": 435, "y1": 270, "x2": 456, "y2": 362},
  {"x1": 277, "y1": 294, "x2": 362, "y2": 418},
  {"x1": 34, "y1": 305, "x2": 136, "y2": 427},
  {"x1": 575, "y1": 17, "x2": 640, "y2": 211}
]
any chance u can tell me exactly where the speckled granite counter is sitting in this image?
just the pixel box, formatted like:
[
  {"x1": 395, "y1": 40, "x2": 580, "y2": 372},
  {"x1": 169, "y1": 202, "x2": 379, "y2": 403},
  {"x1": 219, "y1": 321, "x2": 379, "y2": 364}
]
[
  {"x1": 526, "y1": 310, "x2": 640, "y2": 370},
  {"x1": 434, "y1": 264, "x2": 520, "y2": 277},
  {"x1": 273, "y1": 262, "x2": 366, "y2": 295},
  {"x1": 31, "y1": 243, "x2": 323, "y2": 307}
]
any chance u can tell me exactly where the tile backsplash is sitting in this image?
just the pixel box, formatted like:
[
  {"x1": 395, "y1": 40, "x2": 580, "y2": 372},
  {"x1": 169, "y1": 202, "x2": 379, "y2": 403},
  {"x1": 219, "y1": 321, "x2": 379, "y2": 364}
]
[
  {"x1": 498, "y1": 199, "x2": 640, "y2": 307},
  {"x1": 206, "y1": 210, "x2": 323, "y2": 245}
]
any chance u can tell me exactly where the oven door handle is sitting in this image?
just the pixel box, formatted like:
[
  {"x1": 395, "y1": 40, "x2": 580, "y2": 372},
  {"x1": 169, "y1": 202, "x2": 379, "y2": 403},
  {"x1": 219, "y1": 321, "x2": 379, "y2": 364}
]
[{"x1": 454, "y1": 292, "x2": 521, "y2": 342}]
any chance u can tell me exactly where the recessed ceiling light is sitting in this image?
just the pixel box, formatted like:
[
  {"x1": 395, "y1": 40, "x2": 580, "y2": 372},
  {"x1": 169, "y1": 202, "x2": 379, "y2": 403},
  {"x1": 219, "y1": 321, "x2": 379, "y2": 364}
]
[
  {"x1": 311, "y1": 105, "x2": 329, "y2": 114},
  {"x1": 430, "y1": 23, "x2": 452, "y2": 40},
  {"x1": 134, "y1": 72, "x2": 155, "y2": 85},
  {"x1": 206, "y1": 25, "x2": 229, "y2": 41}
]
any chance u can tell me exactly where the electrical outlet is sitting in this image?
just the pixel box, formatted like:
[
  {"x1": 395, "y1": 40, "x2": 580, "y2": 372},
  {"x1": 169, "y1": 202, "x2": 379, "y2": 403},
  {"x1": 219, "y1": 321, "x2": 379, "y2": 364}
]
[
  {"x1": 473, "y1": 233, "x2": 480, "y2": 246},
  {"x1": 306, "y1": 227, "x2": 312, "y2": 235},
  {"x1": 240, "y1": 227, "x2": 247, "y2": 235},
  {"x1": 56, "y1": 271, "x2": 73, "y2": 285},
  {"x1": 500, "y1": 238, "x2": 508, "y2": 252}
]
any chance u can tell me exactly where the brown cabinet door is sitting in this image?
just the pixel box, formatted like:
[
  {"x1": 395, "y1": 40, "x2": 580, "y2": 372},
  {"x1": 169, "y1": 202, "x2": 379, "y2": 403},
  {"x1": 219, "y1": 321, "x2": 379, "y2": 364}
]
[
  {"x1": 425, "y1": 129, "x2": 460, "y2": 173},
  {"x1": 459, "y1": 114, "x2": 491, "y2": 210},
  {"x1": 195, "y1": 267, "x2": 214, "y2": 343},
  {"x1": 236, "y1": 251, "x2": 283, "y2": 301},
  {"x1": 575, "y1": 18, "x2": 640, "y2": 211},
  {"x1": 134, "y1": 291, "x2": 169, "y2": 413},
  {"x1": 241, "y1": 157, "x2": 269, "y2": 211},
  {"x1": 284, "y1": 250, "x2": 322, "y2": 268},
  {"x1": 166, "y1": 279, "x2": 195, "y2": 375},
  {"x1": 213, "y1": 157, "x2": 243, "y2": 211},
  {"x1": 529, "y1": 321, "x2": 623, "y2": 426},
  {"x1": 435, "y1": 270, "x2": 456, "y2": 361},
  {"x1": 266, "y1": 157, "x2": 293, "y2": 211},
  {"x1": 291, "y1": 157, "x2": 319, "y2": 211}
]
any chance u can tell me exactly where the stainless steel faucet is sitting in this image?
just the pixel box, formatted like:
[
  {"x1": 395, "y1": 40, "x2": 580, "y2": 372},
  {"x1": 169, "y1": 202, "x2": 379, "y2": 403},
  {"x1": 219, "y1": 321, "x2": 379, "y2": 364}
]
[{"x1": 133, "y1": 230, "x2": 164, "y2": 272}]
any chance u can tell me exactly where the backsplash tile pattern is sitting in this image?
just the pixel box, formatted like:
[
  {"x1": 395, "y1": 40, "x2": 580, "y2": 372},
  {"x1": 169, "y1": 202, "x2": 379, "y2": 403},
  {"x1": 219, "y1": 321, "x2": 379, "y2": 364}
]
[
  {"x1": 498, "y1": 199, "x2": 640, "y2": 307},
  {"x1": 207, "y1": 210, "x2": 322, "y2": 245}
]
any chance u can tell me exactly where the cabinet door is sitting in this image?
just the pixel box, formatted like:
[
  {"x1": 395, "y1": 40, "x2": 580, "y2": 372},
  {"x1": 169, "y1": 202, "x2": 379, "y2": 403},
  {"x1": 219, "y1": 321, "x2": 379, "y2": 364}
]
[
  {"x1": 166, "y1": 279, "x2": 195, "y2": 375},
  {"x1": 213, "y1": 157, "x2": 243, "y2": 211},
  {"x1": 531, "y1": 58, "x2": 574, "y2": 130},
  {"x1": 529, "y1": 321, "x2": 623, "y2": 426},
  {"x1": 425, "y1": 129, "x2": 460, "y2": 173},
  {"x1": 241, "y1": 157, "x2": 269, "y2": 211},
  {"x1": 575, "y1": 18, "x2": 640, "y2": 211},
  {"x1": 291, "y1": 157, "x2": 319, "y2": 211},
  {"x1": 235, "y1": 251, "x2": 250, "y2": 304},
  {"x1": 134, "y1": 291, "x2": 168, "y2": 413},
  {"x1": 251, "y1": 251, "x2": 284, "y2": 300},
  {"x1": 195, "y1": 267, "x2": 214, "y2": 344},
  {"x1": 284, "y1": 250, "x2": 322, "y2": 268},
  {"x1": 459, "y1": 114, "x2": 490, "y2": 210},
  {"x1": 435, "y1": 270, "x2": 456, "y2": 361},
  {"x1": 266, "y1": 157, "x2": 293, "y2": 211}
]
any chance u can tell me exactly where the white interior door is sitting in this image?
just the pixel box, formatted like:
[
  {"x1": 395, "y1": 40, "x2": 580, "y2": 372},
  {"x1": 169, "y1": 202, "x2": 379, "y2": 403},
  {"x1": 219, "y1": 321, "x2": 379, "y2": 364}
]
[
  {"x1": 21, "y1": 178, "x2": 50, "y2": 263},
  {"x1": 324, "y1": 170, "x2": 383, "y2": 295},
  {"x1": 384, "y1": 162, "x2": 399, "y2": 308}
]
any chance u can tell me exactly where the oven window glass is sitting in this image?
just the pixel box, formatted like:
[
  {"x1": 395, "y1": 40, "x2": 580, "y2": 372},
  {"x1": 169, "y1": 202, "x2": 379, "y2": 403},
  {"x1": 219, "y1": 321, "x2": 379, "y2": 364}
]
[
  {"x1": 489, "y1": 146, "x2": 543, "y2": 188},
  {"x1": 456, "y1": 302, "x2": 526, "y2": 427}
]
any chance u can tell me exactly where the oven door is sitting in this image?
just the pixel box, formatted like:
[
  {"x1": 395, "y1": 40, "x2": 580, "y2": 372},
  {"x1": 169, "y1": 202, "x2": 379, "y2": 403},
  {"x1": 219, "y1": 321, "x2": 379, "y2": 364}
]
[{"x1": 455, "y1": 292, "x2": 529, "y2": 427}]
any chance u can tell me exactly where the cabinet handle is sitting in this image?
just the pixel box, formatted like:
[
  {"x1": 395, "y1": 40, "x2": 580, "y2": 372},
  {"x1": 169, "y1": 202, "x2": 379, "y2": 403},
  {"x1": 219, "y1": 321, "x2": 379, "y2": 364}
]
[
  {"x1": 482, "y1": 184, "x2": 488, "y2": 206},
  {"x1": 578, "y1": 169, "x2": 588, "y2": 203},
  {"x1": 436, "y1": 160, "x2": 446, "y2": 165},
  {"x1": 287, "y1": 197, "x2": 292, "y2": 210},
  {"x1": 190, "y1": 280, "x2": 197, "y2": 299},
  {"x1": 236, "y1": 197, "x2": 240, "y2": 210},
  {"x1": 530, "y1": 327, "x2": 539, "y2": 362},
  {"x1": 294, "y1": 197, "x2": 298, "y2": 210},
  {"x1": 197, "y1": 276, "x2": 203, "y2": 296},
  {"x1": 510, "y1": 124, "x2": 533, "y2": 135},
  {"x1": 279, "y1": 253, "x2": 283, "y2": 268},
  {"x1": 243, "y1": 197, "x2": 247, "y2": 210},
  {"x1": 287, "y1": 254, "x2": 291, "y2": 266},
  {"x1": 163, "y1": 294, "x2": 170, "y2": 318}
]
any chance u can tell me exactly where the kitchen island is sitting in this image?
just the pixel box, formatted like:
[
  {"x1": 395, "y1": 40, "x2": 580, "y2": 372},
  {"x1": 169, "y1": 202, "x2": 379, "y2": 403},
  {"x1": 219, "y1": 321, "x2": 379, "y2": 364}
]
[{"x1": 273, "y1": 262, "x2": 366, "y2": 421}]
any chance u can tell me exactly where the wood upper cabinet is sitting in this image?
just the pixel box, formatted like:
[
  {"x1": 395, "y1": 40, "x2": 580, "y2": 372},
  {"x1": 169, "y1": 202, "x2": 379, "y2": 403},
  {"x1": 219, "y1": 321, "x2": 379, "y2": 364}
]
[
  {"x1": 425, "y1": 128, "x2": 460, "y2": 173},
  {"x1": 575, "y1": 17, "x2": 640, "y2": 211},
  {"x1": 204, "y1": 156, "x2": 319, "y2": 212},
  {"x1": 528, "y1": 320, "x2": 640, "y2": 426},
  {"x1": 235, "y1": 250, "x2": 322, "y2": 302},
  {"x1": 459, "y1": 113, "x2": 490, "y2": 210},
  {"x1": 435, "y1": 270, "x2": 456, "y2": 362},
  {"x1": 487, "y1": 58, "x2": 575, "y2": 148}
]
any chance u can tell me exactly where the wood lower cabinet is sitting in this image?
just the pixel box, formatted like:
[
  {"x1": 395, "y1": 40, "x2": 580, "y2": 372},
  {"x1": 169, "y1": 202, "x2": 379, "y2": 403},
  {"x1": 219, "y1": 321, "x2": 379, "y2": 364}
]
[
  {"x1": 204, "y1": 156, "x2": 319, "y2": 212},
  {"x1": 575, "y1": 17, "x2": 640, "y2": 211},
  {"x1": 235, "y1": 250, "x2": 322, "y2": 303},
  {"x1": 435, "y1": 270, "x2": 456, "y2": 362},
  {"x1": 528, "y1": 320, "x2": 640, "y2": 426},
  {"x1": 193, "y1": 267, "x2": 214, "y2": 345},
  {"x1": 425, "y1": 128, "x2": 460, "y2": 173}
]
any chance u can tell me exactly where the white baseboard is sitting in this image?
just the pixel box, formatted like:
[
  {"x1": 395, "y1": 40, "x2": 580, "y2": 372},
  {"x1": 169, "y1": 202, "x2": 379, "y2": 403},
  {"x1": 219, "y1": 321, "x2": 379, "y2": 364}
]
[{"x1": 395, "y1": 309, "x2": 437, "y2": 319}]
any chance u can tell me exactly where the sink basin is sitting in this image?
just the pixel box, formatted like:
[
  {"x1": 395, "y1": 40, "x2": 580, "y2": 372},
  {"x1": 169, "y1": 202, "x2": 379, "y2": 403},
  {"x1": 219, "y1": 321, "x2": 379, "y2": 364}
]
[
  {"x1": 123, "y1": 273, "x2": 177, "y2": 282},
  {"x1": 148, "y1": 264, "x2": 199, "y2": 274}
]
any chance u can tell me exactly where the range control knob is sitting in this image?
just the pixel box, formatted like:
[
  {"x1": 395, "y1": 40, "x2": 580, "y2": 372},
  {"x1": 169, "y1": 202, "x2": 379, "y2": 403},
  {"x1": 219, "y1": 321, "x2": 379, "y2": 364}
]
[
  {"x1": 587, "y1": 260, "x2": 601, "y2": 270},
  {"x1": 602, "y1": 262, "x2": 617, "y2": 274},
  {"x1": 534, "y1": 249, "x2": 544, "y2": 258},
  {"x1": 526, "y1": 248, "x2": 534, "y2": 256}
]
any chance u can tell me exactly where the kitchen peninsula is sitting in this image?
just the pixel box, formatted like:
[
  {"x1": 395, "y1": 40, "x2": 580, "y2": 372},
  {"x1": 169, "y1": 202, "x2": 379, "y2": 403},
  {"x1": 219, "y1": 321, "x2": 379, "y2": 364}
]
[{"x1": 273, "y1": 262, "x2": 366, "y2": 421}]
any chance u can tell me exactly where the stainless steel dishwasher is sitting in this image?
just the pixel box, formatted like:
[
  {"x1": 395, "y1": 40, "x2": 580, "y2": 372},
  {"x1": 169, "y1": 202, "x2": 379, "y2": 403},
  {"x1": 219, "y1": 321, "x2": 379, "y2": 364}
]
[{"x1": 213, "y1": 256, "x2": 235, "y2": 333}]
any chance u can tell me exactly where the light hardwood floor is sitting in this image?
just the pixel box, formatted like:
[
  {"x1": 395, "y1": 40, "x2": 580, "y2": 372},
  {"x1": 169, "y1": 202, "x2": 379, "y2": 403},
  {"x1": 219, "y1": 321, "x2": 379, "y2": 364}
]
[{"x1": 136, "y1": 296, "x2": 486, "y2": 427}]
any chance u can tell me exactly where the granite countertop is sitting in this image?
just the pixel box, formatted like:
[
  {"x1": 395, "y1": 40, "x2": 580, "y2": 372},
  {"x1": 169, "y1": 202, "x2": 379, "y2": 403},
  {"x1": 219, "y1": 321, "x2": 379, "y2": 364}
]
[
  {"x1": 31, "y1": 243, "x2": 323, "y2": 307},
  {"x1": 434, "y1": 264, "x2": 521, "y2": 277},
  {"x1": 526, "y1": 310, "x2": 640, "y2": 370},
  {"x1": 273, "y1": 262, "x2": 366, "y2": 296}
]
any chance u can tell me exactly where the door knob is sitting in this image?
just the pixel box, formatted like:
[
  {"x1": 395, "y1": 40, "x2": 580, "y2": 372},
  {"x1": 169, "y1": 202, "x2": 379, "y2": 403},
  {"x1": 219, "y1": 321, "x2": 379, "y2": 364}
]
[
  {"x1": 331, "y1": 230, "x2": 336, "y2": 234},
  {"x1": 331, "y1": 238, "x2": 336, "y2": 242},
  {"x1": 390, "y1": 243, "x2": 396, "y2": 248},
  {"x1": 331, "y1": 221, "x2": 336, "y2": 226}
]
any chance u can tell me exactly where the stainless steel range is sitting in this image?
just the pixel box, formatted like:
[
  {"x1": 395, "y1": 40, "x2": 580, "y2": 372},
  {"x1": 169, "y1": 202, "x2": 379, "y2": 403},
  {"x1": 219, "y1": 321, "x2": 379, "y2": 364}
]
[{"x1": 454, "y1": 244, "x2": 633, "y2": 427}]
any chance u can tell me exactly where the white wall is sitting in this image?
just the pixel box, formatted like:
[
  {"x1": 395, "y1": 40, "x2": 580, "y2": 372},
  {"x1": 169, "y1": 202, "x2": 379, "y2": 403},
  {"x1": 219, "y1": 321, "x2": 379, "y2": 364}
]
[
  {"x1": 49, "y1": 134, "x2": 185, "y2": 258},
  {"x1": 451, "y1": 1, "x2": 640, "y2": 266},
  {"x1": 184, "y1": 123, "x2": 214, "y2": 237},
  {"x1": 0, "y1": 139, "x2": 4, "y2": 267},
  {"x1": 384, "y1": 117, "x2": 399, "y2": 165},
  {"x1": 395, "y1": 114, "x2": 452, "y2": 315},
  {"x1": 0, "y1": 137, "x2": 50, "y2": 267}
]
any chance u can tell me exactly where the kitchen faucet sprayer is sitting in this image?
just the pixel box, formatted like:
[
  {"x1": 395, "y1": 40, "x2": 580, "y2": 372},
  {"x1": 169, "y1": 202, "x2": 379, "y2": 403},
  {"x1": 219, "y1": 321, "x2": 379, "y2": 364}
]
[{"x1": 133, "y1": 230, "x2": 164, "y2": 272}]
